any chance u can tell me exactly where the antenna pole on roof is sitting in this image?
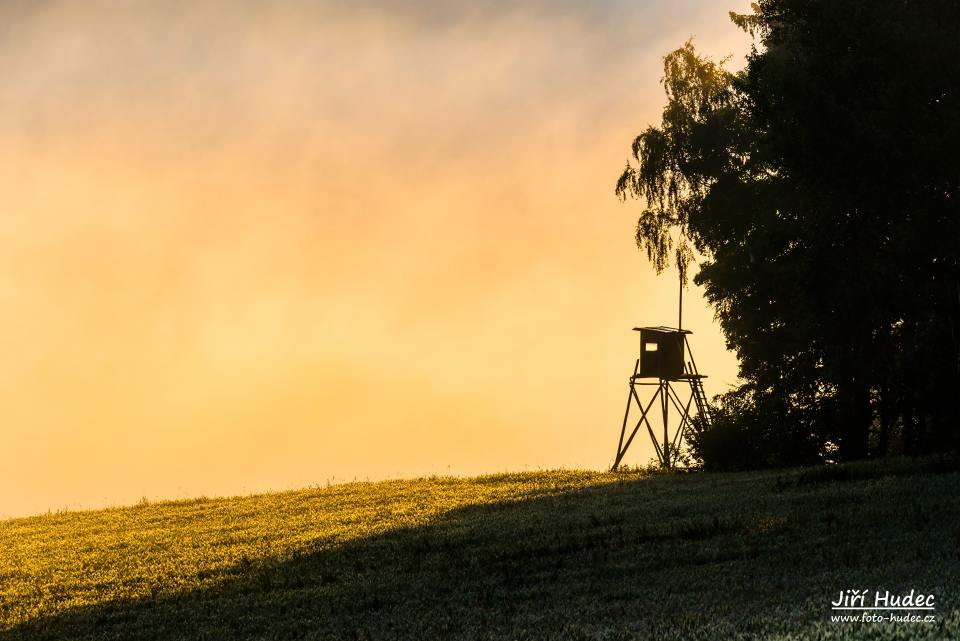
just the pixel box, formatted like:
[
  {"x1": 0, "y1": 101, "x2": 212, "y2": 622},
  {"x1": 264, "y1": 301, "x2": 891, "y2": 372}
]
[{"x1": 678, "y1": 267, "x2": 683, "y2": 332}]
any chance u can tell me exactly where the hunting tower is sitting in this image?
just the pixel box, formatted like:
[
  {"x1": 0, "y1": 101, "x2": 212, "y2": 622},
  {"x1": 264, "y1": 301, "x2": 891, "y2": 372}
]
[{"x1": 611, "y1": 326, "x2": 711, "y2": 470}]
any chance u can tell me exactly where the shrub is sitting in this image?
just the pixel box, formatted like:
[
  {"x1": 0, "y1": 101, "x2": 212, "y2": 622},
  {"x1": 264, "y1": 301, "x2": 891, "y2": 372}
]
[{"x1": 686, "y1": 385, "x2": 823, "y2": 471}]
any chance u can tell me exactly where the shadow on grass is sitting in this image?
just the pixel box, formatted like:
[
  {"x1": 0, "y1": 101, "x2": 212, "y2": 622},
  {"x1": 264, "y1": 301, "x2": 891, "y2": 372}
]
[{"x1": 3, "y1": 465, "x2": 958, "y2": 641}]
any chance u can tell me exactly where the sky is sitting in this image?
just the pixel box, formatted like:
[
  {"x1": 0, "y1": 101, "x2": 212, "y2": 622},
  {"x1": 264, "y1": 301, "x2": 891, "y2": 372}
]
[{"x1": 0, "y1": 0, "x2": 753, "y2": 518}]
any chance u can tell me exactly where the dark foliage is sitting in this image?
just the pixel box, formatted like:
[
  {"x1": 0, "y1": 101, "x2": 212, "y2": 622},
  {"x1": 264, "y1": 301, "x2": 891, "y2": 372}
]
[
  {"x1": 687, "y1": 385, "x2": 822, "y2": 471},
  {"x1": 618, "y1": 1, "x2": 960, "y2": 467}
]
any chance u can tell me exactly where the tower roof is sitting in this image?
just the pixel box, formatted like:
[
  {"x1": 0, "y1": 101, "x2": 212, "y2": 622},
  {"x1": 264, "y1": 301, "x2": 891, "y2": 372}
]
[{"x1": 631, "y1": 326, "x2": 692, "y2": 335}]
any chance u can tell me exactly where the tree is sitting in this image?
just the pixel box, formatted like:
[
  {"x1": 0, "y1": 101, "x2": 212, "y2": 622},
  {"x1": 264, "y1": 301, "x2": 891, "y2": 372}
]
[{"x1": 618, "y1": 1, "x2": 960, "y2": 467}]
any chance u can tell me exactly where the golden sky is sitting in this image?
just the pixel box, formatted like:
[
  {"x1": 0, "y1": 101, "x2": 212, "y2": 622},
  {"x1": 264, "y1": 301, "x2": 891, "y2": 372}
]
[{"x1": 0, "y1": 0, "x2": 752, "y2": 517}]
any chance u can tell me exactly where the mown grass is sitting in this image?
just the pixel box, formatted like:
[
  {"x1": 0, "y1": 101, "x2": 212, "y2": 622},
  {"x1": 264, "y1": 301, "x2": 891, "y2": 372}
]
[{"x1": 1, "y1": 457, "x2": 958, "y2": 640}]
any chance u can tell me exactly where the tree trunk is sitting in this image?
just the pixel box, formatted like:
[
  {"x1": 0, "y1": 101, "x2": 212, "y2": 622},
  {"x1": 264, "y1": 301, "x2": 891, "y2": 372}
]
[
  {"x1": 902, "y1": 401, "x2": 915, "y2": 456},
  {"x1": 878, "y1": 387, "x2": 890, "y2": 456},
  {"x1": 837, "y1": 375, "x2": 871, "y2": 460}
]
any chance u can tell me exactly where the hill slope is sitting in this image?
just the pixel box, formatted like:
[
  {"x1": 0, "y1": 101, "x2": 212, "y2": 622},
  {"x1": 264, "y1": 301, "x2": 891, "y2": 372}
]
[{"x1": 1, "y1": 458, "x2": 958, "y2": 640}]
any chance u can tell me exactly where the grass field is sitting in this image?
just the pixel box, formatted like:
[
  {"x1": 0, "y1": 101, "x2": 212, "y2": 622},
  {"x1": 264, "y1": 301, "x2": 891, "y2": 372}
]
[{"x1": 1, "y1": 457, "x2": 958, "y2": 640}]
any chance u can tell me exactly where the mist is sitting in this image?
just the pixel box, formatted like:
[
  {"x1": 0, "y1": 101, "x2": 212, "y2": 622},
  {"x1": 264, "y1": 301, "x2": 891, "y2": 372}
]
[{"x1": 0, "y1": 0, "x2": 750, "y2": 517}]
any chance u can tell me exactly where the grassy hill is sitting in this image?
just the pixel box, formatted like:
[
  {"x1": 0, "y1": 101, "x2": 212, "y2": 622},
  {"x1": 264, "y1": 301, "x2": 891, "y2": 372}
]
[{"x1": 1, "y1": 457, "x2": 958, "y2": 640}]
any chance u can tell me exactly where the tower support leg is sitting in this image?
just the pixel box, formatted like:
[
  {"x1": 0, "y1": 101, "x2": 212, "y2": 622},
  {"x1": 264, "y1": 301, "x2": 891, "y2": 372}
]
[
  {"x1": 612, "y1": 386, "x2": 633, "y2": 470},
  {"x1": 661, "y1": 378, "x2": 670, "y2": 469},
  {"x1": 612, "y1": 360, "x2": 639, "y2": 469}
]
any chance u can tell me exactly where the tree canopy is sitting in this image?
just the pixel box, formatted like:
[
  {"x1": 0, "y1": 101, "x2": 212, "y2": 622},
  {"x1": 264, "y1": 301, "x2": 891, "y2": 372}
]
[{"x1": 618, "y1": 0, "x2": 960, "y2": 467}]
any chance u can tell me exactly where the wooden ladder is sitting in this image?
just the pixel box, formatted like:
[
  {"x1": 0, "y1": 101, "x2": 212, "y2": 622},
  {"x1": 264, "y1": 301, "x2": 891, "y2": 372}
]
[{"x1": 690, "y1": 377, "x2": 711, "y2": 427}]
